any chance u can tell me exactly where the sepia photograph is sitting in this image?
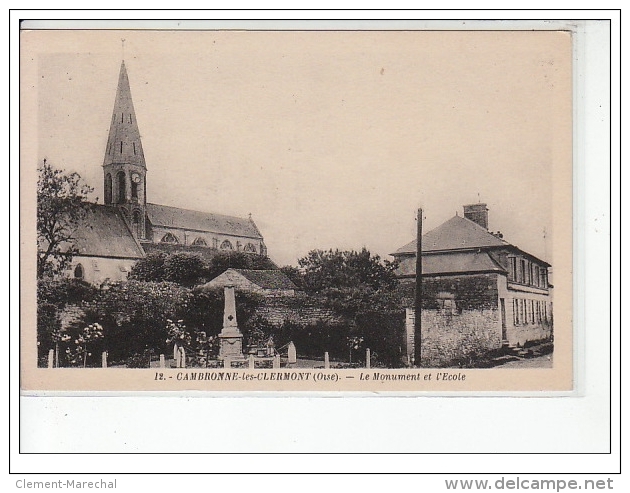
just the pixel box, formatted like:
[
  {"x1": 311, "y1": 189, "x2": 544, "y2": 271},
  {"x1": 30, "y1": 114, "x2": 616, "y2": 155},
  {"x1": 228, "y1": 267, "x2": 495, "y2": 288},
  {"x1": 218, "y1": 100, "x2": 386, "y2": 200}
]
[{"x1": 21, "y1": 28, "x2": 573, "y2": 391}]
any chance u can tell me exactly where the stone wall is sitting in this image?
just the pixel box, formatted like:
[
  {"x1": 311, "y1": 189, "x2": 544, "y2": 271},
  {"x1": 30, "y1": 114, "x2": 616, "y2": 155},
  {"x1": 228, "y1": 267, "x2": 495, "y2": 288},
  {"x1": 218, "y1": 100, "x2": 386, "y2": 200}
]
[
  {"x1": 251, "y1": 294, "x2": 344, "y2": 327},
  {"x1": 398, "y1": 273, "x2": 503, "y2": 367},
  {"x1": 397, "y1": 273, "x2": 500, "y2": 310},
  {"x1": 419, "y1": 308, "x2": 502, "y2": 367}
]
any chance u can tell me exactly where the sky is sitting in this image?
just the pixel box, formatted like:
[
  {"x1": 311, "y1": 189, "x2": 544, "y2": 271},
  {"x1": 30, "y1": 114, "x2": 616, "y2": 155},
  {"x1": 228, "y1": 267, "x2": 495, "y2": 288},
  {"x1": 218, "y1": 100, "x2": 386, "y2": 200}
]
[{"x1": 28, "y1": 29, "x2": 572, "y2": 267}]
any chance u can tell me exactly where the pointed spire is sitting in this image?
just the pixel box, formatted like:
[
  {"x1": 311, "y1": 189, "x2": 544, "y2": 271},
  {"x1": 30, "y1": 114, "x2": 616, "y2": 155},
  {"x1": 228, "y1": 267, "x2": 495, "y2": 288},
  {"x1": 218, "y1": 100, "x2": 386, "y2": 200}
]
[{"x1": 103, "y1": 61, "x2": 146, "y2": 168}]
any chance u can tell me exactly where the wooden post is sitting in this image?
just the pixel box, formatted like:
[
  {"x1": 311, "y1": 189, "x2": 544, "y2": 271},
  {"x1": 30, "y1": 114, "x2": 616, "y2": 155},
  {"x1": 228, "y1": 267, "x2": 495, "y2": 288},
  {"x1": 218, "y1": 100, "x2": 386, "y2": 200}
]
[
  {"x1": 273, "y1": 354, "x2": 280, "y2": 368},
  {"x1": 102, "y1": 351, "x2": 107, "y2": 368},
  {"x1": 414, "y1": 208, "x2": 423, "y2": 366},
  {"x1": 366, "y1": 348, "x2": 371, "y2": 369},
  {"x1": 324, "y1": 351, "x2": 330, "y2": 369},
  {"x1": 159, "y1": 354, "x2": 165, "y2": 368},
  {"x1": 405, "y1": 308, "x2": 415, "y2": 367},
  {"x1": 174, "y1": 343, "x2": 179, "y2": 368},
  {"x1": 180, "y1": 347, "x2": 186, "y2": 369},
  {"x1": 48, "y1": 349, "x2": 54, "y2": 369},
  {"x1": 249, "y1": 354, "x2": 255, "y2": 369}
]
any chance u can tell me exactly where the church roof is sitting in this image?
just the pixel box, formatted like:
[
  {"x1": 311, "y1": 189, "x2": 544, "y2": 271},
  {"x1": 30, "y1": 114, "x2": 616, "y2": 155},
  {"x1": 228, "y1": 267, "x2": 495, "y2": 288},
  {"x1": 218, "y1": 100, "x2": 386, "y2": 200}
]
[
  {"x1": 71, "y1": 205, "x2": 144, "y2": 259},
  {"x1": 103, "y1": 61, "x2": 146, "y2": 169},
  {"x1": 146, "y1": 203, "x2": 263, "y2": 239},
  {"x1": 392, "y1": 215, "x2": 508, "y2": 255}
]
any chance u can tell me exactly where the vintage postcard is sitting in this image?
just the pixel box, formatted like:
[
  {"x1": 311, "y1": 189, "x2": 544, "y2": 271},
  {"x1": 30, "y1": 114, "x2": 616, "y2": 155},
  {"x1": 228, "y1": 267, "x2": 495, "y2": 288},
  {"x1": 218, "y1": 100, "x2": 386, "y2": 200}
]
[{"x1": 21, "y1": 28, "x2": 573, "y2": 392}]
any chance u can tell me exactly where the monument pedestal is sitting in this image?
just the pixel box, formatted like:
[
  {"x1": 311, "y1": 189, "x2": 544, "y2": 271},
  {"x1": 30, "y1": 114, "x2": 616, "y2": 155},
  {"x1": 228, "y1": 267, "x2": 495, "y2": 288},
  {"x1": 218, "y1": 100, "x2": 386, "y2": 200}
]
[
  {"x1": 218, "y1": 285, "x2": 244, "y2": 360},
  {"x1": 219, "y1": 332, "x2": 244, "y2": 360}
]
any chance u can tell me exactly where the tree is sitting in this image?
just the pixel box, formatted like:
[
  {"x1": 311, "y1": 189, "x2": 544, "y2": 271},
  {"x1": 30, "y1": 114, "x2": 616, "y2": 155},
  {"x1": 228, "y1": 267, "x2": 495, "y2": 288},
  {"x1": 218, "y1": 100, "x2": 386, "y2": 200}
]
[
  {"x1": 205, "y1": 250, "x2": 277, "y2": 280},
  {"x1": 164, "y1": 252, "x2": 206, "y2": 286},
  {"x1": 128, "y1": 252, "x2": 167, "y2": 282},
  {"x1": 293, "y1": 248, "x2": 405, "y2": 367},
  {"x1": 37, "y1": 160, "x2": 93, "y2": 278},
  {"x1": 297, "y1": 248, "x2": 399, "y2": 293}
]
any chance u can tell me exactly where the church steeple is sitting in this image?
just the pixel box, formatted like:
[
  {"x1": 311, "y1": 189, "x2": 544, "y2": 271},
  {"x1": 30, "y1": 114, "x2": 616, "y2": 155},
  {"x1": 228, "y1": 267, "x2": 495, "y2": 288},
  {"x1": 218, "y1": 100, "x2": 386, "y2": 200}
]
[
  {"x1": 103, "y1": 61, "x2": 146, "y2": 169},
  {"x1": 103, "y1": 60, "x2": 147, "y2": 240}
]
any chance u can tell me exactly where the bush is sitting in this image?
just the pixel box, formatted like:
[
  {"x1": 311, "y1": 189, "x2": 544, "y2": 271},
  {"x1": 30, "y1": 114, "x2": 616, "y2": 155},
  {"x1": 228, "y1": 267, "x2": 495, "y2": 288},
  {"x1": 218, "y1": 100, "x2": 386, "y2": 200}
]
[
  {"x1": 125, "y1": 350, "x2": 153, "y2": 368},
  {"x1": 128, "y1": 252, "x2": 167, "y2": 282}
]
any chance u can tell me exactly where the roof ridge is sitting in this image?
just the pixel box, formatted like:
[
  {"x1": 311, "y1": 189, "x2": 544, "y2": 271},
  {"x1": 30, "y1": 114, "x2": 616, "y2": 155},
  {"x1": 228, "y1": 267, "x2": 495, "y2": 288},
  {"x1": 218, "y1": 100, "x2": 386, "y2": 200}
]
[{"x1": 146, "y1": 202, "x2": 250, "y2": 221}]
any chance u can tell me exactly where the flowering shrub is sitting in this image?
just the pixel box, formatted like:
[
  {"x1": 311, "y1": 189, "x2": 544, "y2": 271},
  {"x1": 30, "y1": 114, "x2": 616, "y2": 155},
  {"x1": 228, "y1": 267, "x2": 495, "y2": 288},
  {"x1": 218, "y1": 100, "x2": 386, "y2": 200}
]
[
  {"x1": 165, "y1": 319, "x2": 191, "y2": 348},
  {"x1": 64, "y1": 323, "x2": 103, "y2": 367}
]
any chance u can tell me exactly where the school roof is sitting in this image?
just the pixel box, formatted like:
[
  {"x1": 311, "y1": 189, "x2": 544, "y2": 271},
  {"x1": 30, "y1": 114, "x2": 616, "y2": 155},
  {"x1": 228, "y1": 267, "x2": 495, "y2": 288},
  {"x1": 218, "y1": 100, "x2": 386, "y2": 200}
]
[
  {"x1": 395, "y1": 251, "x2": 506, "y2": 277},
  {"x1": 392, "y1": 215, "x2": 508, "y2": 255}
]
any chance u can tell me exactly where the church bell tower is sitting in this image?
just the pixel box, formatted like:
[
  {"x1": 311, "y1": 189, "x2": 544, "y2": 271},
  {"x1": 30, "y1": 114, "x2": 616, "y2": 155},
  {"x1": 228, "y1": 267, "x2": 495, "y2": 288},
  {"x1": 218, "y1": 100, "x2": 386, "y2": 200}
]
[{"x1": 103, "y1": 60, "x2": 147, "y2": 240}]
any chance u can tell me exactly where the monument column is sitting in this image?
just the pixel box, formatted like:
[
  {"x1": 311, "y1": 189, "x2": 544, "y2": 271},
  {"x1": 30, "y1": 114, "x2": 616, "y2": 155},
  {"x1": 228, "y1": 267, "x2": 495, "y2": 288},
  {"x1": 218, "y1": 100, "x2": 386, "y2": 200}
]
[{"x1": 219, "y1": 286, "x2": 244, "y2": 359}]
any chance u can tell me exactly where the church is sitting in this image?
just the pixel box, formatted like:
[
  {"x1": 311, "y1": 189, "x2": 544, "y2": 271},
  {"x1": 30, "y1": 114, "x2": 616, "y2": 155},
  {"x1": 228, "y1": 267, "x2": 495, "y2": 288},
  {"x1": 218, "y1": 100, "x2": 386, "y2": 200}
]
[{"x1": 66, "y1": 60, "x2": 268, "y2": 285}]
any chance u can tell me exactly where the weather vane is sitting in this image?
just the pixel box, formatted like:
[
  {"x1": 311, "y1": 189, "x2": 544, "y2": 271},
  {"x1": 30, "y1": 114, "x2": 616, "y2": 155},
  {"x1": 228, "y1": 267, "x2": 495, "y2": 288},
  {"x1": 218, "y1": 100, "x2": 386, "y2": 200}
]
[{"x1": 121, "y1": 38, "x2": 126, "y2": 60}]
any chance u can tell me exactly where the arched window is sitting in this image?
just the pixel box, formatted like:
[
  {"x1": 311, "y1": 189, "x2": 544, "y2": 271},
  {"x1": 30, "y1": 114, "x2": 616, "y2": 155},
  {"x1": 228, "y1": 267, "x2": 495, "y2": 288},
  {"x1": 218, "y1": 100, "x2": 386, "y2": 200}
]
[
  {"x1": 161, "y1": 232, "x2": 179, "y2": 244},
  {"x1": 244, "y1": 243, "x2": 257, "y2": 253},
  {"x1": 220, "y1": 240, "x2": 233, "y2": 250},
  {"x1": 104, "y1": 173, "x2": 112, "y2": 204},
  {"x1": 116, "y1": 171, "x2": 126, "y2": 204},
  {"x1": 133, "y1": 210, "x2": 142, "y2": 238},
  {"x1": 74, "y1": 264, "x2": 84, "y2": 280},
  {"x1": 192, "y1": 237, "x2": 207, "y2": 246}
]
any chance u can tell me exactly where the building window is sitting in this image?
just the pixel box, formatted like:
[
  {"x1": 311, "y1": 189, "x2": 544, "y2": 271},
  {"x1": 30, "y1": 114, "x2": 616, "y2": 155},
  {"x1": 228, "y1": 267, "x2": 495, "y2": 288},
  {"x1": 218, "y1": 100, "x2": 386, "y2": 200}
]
[
  {"x1": 161, "y1": 232, "x2": 179, "y2": 244},
  {"x1": 192, "y1": 237, "x2": 207, "y2": 246},
  {"x1": 133, "y1": 210, "x2": 142, "y2": 238},
  {"x1": 541, "y1": 268, "x2": 548, "y2": 288},
  {"x1": 220, "y1": 240, "x2": 233, "y2": 250},
  {"x1": 133, "y1": 142, "x2": 136, "y2": 155},
  {"x1": 104, "y1": 173, "x2": 112, "y2": 204},
  {"x1": 244, "y1": 243, "x2": 257, "y2": 253},
  {"x1": 508, "y1": 257, "x2": 517, "y2": 282},
  {"x1": 212, "y1": 238, "x2": 219, "y2": 249},
  {"x1": 116, "y1": 171, "x2": 126, "y2": 204},
  {"x1": 436, "y1": 292, "x2": 457, "y2": 316},
  {"x1": 74, "y1": 264, "x2": 84, "y2": 280},
  {"x1": 513, "y1": 299, "x2": 518, "y2": 325},
  {"x1": 518, "y1": 259, "x2": 525, "y2": 283}
]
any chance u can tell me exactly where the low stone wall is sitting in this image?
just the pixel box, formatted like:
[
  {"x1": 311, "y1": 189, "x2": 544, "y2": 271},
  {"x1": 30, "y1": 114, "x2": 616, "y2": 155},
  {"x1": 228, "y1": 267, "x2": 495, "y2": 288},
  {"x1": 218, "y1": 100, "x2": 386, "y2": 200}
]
[
  {"x1": 420, "y1": 308, "x2": 502, "y2": 367},
  {"x1": 509, "y1": 322, "x2": 553, "y2": 346},
  {"x1": 252, "y1": 294, "x2": 344, "y2": 327}
]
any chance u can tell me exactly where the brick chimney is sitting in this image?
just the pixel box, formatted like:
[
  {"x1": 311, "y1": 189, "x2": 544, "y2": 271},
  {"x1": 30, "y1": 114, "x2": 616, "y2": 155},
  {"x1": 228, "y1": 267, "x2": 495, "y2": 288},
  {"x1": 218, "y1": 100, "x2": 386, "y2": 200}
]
[{"x1": 463, "y1": 203, "x2": 489, "y2": 230}]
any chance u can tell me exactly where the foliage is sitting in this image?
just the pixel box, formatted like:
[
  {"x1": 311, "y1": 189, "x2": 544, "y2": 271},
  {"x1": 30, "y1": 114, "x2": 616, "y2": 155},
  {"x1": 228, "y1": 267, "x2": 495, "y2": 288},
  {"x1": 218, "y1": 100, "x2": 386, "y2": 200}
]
[
  {"x1": 63, "y1": 323, "x2": 104, "y2": 367},
  {"x1": 82, "y1": 280, "x2": 191, "y2": 361},
  {"x1": 296, "y1": 248, "x2": 398, "y2": 293},
  {"x1": 205, "y1": 251, "x2": 277, "y2": 280},
  {"x1": 165, "y1": 319, "x2": 192, "y2": 348},
  {"x1": 37, "y1": 160, "x2": 93, "y2": 278},
  {"x1": 129, "y1": 250, "x2": 277, "y2": 287},
  {"x1": 125, "y1": 349, "x2": 154, "y2": 369},
  {"x1": 36, "y1": 278, "x2": 99, "y2": 363},
  {"x1": 128, "y1": 252, "x2": 167, "y2": 282},
  {"x1": 164, "y1": 253, "x2": 206, "y2": 287}
]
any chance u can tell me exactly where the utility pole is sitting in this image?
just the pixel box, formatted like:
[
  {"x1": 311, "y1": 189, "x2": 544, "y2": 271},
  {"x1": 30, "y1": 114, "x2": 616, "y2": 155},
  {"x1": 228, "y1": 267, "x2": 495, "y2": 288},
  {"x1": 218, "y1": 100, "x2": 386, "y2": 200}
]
[{"x1": 414, "y1": 208, "x2": 423, "y2": 366}]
